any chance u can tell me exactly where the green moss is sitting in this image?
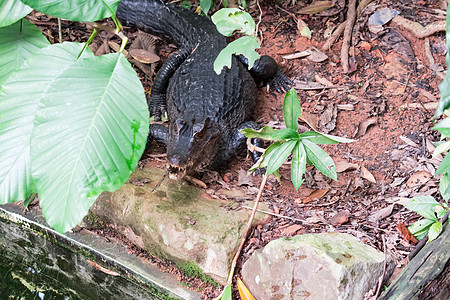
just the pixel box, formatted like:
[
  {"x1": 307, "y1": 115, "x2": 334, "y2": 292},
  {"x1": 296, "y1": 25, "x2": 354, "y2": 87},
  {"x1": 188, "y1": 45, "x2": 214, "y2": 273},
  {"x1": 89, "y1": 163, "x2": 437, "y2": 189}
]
[{"x1": 177, "y1": 261, "x2": 220, "y2": 287}]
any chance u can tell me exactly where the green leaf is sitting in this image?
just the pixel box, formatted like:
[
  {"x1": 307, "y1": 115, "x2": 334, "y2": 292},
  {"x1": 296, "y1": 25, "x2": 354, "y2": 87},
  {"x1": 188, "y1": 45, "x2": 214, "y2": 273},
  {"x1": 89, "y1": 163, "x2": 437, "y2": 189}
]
[
  {"x1": 31, "y1": 52, "x2": 148, "y2": 233},
  {"x1": 0, "y1": 0, "x2": 32, "y2": 28},
  {"x1": 21, "y1": 0, "x2": 121, "y2": 22},
  {"x1": 404, "y1": 196, "x2": 439, "y2": 221},
  {"x1": 211, "y1": 8, "x2": 255, "y2": 36},
  {"x1": 291, "y1": 141, "x2": 306, "y2": 191},
  {"x1": 437, "y1": 208, "x2": 447, "y2": 219},
  {"x1": 214, "y1": 36, "x2": 260, "y2": 74},
  {"x1": 300, "y1": 131, "x2": 355, "y2": 144},
  {"x1": 433, "y1": 140, "x2": 450, "y2": 156},
  {"x1": 241, "y1": 126, "x2": 276, "y2": 140},
  {"x1": 0, "y1": 43, "x2": 93, "y2": 205},
  {"x1": 440, "y1": 172, "x2": 450, "y2": 203},
  {"x1": 266, "y1": 140, "x2": 297, "y2": 175},
  {"x1": 432, "y1": 117, "x2": 450, "y2": 137},
  {"x1": 436, "y1": 152, "x2": 450, "y2": 175},
  {"x1": 0, "y1": 19, "x2": 50, "y2": 86},
  {"x1": 272, "y1": 128, "x2": 300, "y2": 140},
  {"x1": 428, "y1": 221, "x2": 443, "y2": 241},
  {"x1": 200, "y1": 0, "x2": 212, "y2": 14},
  {"x1": 249, "y1": 141, "x2": 282, "y2": 172},
  {"x1": 220, "y1": 284, "x2": 232, "y2": 300},
  {"x1": 408, "y1": 218, "x2": 435, "y2": 240},
  {"x1": 302, "y1": 139, "x2": 337, "y2": 180},
  {"x1": 283, "y1": 88, "x2": 302, "y2": 131}
]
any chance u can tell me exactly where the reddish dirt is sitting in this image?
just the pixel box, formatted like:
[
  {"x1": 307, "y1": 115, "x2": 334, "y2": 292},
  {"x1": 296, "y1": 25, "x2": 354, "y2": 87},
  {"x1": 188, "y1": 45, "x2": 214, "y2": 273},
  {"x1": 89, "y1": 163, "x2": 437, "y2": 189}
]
[{"x1": 28, "y1": 0, "x2": 448, "y2": 298}]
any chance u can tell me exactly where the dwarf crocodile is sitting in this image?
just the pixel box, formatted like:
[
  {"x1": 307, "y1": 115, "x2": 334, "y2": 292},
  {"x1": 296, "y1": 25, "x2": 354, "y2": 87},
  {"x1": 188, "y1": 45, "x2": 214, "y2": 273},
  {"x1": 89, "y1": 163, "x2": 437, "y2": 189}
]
[{"x1": 117, "y1": 0, "x2": 292, "y2": 176}]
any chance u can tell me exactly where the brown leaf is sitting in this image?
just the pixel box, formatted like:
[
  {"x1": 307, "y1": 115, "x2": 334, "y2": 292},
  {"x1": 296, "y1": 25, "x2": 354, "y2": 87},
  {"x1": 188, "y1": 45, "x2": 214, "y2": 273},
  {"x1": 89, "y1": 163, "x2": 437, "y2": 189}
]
[
  {"x1": 299, "y1": 111, "x2": 319, "y2": 131},
  {"x1": 237, "y1": 168, "x2": 255, "y2": 187},
  {"x1": 396, "y1": 222, "x2": 418, "y2": 244},
  {"x1": 354, "y1": 117, "x2": 377, "y2": 138},
  {"x1": 87, "y1": 260, "x2": 120, "y2": 276},
  {"x1": 369, "y1": 204, "x2": 394, "y2": 222},
  {"x1": 281, "y1": 224, "x2": 305, "y2": 236},
  {"x1": 361, "y1": 165, "x2": 376, "y2": 183},
  {"x1": 318, "y1": 103, "x2": 337, "y2": 133},
  {"x1": 128, "y1": 49, "x2": 160, "y2": 64},
  {"x1": 306, "y1": 48, "x2": 328, "y2": 63},
  {"x1": 303, "y1": 189, "x2": 329, "y2": 203},
  {"x1": 297, "y1": 1, "x2": 335, "y2": 14},
  {"x1": 406, "y1": 171, "x2": 432, "y2": 188},
  {"x1": 335, "y1": 161, "x2": 358, "y2": 173},
  {"x1": 329, "y1": 210, "x2": 350, "y2": 226}
]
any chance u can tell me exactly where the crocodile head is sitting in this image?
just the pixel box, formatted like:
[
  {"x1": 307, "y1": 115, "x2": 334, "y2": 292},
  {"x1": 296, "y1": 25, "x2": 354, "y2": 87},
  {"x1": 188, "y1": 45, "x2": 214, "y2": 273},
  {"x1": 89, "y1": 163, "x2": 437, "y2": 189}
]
[{"x1": 166, "y1": 117, "x2": 221, "y2": 178}]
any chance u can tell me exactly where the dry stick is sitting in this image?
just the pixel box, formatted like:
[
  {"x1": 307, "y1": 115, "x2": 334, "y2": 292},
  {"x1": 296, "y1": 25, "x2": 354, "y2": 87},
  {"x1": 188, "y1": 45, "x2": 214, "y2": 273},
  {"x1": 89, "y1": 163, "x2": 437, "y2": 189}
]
[
  {"x1": 341, "y1": 0, "x2": 357, "y2": 73},
  {"x1": 321, "y1": 0, "x2": 373, "y2": 51},
  {"x1": 58, "y1": 18, "x2": 62, "y2": 43},
  {"x1": 226, "y1": 174, "x2": 268, "y2": 284}
]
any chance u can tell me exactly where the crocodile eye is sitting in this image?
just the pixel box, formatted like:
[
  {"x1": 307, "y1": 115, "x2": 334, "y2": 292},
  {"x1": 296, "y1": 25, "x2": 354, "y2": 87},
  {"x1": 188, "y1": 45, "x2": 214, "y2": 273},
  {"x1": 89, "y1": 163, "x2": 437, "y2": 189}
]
[
  {"x1": 193, "y1": 124, "x2": 206, "y2": 140},
  {"x1": 173, "y1": 123, "x2": 179, "y2": 135}
]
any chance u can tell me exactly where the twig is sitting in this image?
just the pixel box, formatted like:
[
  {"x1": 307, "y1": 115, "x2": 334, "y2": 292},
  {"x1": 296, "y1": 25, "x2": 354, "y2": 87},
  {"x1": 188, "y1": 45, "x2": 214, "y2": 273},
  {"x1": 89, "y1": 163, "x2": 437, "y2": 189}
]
[
  {"x1": 58, "y1": 18, "x2": 62, "y2": 43},
  {"x1": 226, "y1": 174, "x2": 268, "y2": 284},
  {"x1": 341, "y1": 0, "x2": 357, "y2": 73},
  {"x1": 240, "y1": 205, "x2": 321, "y2": 224},
  {"x1": 255, "y1": 0, "x2": 264, "y2": 44},
  {"x1": 322, "y1": 0, "x2": 373, "y2": 51},
  {"x1": 151, "y1": 171, "x2": 167, "y2": 192}
]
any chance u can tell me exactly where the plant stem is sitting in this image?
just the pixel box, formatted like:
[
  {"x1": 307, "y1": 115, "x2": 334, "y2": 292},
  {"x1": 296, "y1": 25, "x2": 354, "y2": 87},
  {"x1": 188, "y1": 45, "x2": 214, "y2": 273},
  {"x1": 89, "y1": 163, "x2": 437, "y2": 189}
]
[{"x1": 226, "y1": 173, "x2": 268, "y2": 284}]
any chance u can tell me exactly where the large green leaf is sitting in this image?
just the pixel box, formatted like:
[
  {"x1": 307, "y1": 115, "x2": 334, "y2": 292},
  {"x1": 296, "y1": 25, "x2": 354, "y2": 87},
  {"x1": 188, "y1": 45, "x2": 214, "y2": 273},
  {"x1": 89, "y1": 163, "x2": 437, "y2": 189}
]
[
  {"x1": 302, "y1": 139, "x2": 337, "y2": 180},
  {"x1": 436, "y1": 151, "x2": 450, "y2": 175},
  {"x1": 291, "y1": 141, "x2": 306, "y2": 191},
  {"x1": 0, "y1": 19, "x2": 50, "y2": 86},
  {"x1": 21, "y1": 0, "x2": 121, "y2": 22},
  {"x1": 31, "y1": 52, "x2": 148, "y2": 233},
  {"x1": 408, "y1": 218, "x2": 436, "y2": 240},
  {"x1": 404, "y1": 196, "x2": 439, "y2": 221},
  {"x1": 249, "y1": 141, "x2": 282, "y2": 172},
  {"x1": 211, "y1": 8, "x2": 255, "y2": 36},
  {"x1": 214, "y1": 36, "x2": 260, "y2": 74},
  {"x1": 266, "y1": 140, "x2": 297, "y2": 175},
  {"x1": 0, "y1": 0, "x2": 32, "y2": 28},
  {"x1": 241, "y1": 125, "x2": 276, "y2": 140},
  {"x1": 283, "y1": 88, "x2": 302, "y2": 131},
  {"x1": 432, "y1": 116, "x2": 450, "y2": 137},
  {"x1": 272, "y1": 128, "x2": 300, "y2": 141},
  {"x1": 0, "y1": 43, "x2": 93, "y2": 205}
]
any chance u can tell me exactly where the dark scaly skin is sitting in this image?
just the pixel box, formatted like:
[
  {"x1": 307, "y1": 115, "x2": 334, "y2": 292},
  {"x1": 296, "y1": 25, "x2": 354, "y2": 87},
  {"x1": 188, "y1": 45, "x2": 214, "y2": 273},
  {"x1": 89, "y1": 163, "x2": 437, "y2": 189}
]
[{"x1": 117, "y1": 0, "x2": 292, "y2": 177}]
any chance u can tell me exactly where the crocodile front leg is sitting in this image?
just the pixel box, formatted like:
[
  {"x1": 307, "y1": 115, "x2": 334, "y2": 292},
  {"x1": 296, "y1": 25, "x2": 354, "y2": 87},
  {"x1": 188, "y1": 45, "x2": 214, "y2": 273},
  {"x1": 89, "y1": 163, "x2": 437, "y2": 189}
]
[
  {"x1": 238, "y1": 55, "x2": 293, "y2": 93},
  {"x1": 149, "y1": 47, "x2": 191, "y2": 120},
  {"x1": 146, "y1": 123, "x2": 169, "y2": 153}
]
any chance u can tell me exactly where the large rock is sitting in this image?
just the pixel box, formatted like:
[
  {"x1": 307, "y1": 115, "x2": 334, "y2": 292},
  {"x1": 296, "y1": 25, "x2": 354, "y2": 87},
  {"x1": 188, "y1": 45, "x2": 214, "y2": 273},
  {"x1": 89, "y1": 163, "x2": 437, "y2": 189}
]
[
  {"x1": 91, "y1": 167, "x2": 269, "y2": 285},
  {"x1": 242, "y1": 232, "x2": 387, "y2": 300}
]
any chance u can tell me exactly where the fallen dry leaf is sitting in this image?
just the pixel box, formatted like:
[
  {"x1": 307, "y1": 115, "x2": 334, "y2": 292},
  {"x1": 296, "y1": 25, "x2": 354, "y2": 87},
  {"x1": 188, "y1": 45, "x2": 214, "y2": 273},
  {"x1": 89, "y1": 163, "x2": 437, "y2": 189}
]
[
  {"x1": 318, "y1": 103, "x2": 337, "y2": 133},
  {"x1": 361, "y1": 165, "x2": 376, "y2": 183},
  {"x1": 299, "y1": 111, "x2": 319, "y2": 131},
  {"x1": 329, "y1": 210, "x2": 350, "y2": 226},
  {"x1": 306, "y1": 48, "x2": 328, "y2": 62},
  {"x1": 302, "y1": 189, "x2": 329, "y2": 204},
  {"x1": 281, "y1": 224, "x2": 305, "y2": 236},
  {"x1": 297, "y1": 0, "x2": 335, "y2": 14},
  {"x1": 368, "y1": 204, "x2": 394, "y2": 223},
  {"x1": 399, "y1": 102, "x2": 438, "y2": 110},
  {"x1": 335, "y1": 161, "x2": 359, "y2": 173},
  {"x1": 354, "y1": 117, "x2": 377, "y2": 138},
  {"x1": 128, "y1": 49, "x2": 160, "y2": 64},
  {"x1": 396, "y1": 222, "x2": 418, "y2": 244},
  {"x1": 87, "y1": 260, "x2": 120, "y2": 276},
  {"x1": 237, "y1": 168, "x2": 255, "y2": 187},
  {"x1": 406, "y1": 170, "x2": 432, "y2": 188},
  {"x1": 297, "y1": 19, "x2": 311, "y2": 38}
]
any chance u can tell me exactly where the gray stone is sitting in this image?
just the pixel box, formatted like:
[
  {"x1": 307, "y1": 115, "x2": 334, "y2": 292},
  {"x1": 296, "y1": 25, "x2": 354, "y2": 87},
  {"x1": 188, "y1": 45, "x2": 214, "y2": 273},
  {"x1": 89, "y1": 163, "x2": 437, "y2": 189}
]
[
  {"x1": 242, "y1": 232, "x2": 387, "y2": 300},
  {"x1": 91, "y1": 167, "x2": 270, "y2": 285}
]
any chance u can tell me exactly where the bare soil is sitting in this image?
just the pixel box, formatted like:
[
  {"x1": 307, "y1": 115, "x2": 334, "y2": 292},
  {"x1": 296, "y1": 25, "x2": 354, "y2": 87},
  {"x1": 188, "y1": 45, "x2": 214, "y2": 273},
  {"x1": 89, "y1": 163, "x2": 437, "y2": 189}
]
[{"x1": 28, "y1": 0, "x2": 448, "y2": 298}]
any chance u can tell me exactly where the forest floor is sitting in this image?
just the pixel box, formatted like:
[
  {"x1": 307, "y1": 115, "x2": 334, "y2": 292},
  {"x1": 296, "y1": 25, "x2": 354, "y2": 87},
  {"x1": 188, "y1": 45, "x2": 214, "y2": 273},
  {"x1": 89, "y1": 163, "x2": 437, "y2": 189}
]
[{"x1": 28, "y1": 0, "x2": 448, "y2": 298}]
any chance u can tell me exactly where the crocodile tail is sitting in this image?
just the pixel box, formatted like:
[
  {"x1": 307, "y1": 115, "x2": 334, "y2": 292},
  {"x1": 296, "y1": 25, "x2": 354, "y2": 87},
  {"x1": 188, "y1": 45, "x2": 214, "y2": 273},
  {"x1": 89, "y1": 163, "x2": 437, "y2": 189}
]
[{"x1": 116, "y1": 0, "x2": 199, "y2": 48}]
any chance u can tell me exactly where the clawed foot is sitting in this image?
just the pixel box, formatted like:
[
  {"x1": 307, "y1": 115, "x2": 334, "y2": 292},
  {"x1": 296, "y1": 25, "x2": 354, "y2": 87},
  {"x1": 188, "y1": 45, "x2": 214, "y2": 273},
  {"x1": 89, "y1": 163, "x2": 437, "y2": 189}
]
[
  {"x1": 147, "y1": 93, "x2": 167, "y2": 121},
  {"x1": 267, "y1": 68, "x2": 294, "y2": 93}
]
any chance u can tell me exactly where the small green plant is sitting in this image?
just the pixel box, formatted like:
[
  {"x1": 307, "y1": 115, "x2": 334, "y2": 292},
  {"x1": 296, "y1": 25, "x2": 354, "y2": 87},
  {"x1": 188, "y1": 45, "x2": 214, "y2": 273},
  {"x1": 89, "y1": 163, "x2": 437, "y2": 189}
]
[
  {"x1": 242, "y1": 88, "x2": 354, "y2": 189},
  {"x1": 178, "y1": 261, "x2": 220, "y2": 287},
  {"x1": 403, "y1": 3, "x2": 450, "y2": 242},
  {"x1": 216, "y1": 89, "x2": 353, "y2": 300}
]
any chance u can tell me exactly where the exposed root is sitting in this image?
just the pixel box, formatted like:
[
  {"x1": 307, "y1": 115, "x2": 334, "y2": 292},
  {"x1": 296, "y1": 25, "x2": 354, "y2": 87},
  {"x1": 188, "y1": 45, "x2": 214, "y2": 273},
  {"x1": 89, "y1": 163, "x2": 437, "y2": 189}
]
[{"x1": 341, "y1": 0, "x2": 357, "y2": 73}]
